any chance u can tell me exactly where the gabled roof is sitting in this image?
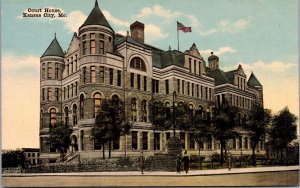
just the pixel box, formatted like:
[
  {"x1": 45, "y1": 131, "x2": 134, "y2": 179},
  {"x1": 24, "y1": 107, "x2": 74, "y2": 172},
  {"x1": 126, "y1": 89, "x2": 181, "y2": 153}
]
[
  {"x1": 248, "y1": 72, "x2": 262, "y2": 87},
  {"x1": 41, "y1": 35, "x2": 64, "y2": 58},
  {"x1": 80, "y1": 0, "x2": 113, "y2": 31}
]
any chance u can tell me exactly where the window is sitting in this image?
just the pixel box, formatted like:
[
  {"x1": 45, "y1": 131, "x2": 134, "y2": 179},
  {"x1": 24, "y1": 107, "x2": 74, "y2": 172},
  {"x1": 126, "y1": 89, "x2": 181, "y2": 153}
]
[
  {"x1": 99, "y1": 66, "x2": 104, "y2": 83},
  {"x1": 75, "y1": 82, "x2": 78, "y2": 96},
  {"x1": 47, "y1": 63, "x2": 52, "y2": 78},
  {"x1": 137, "y1": 74, "x2": 141, "y2": 90},
  {"x1": 152, "y1": 79, "x2": 159, "y2": 93},
  {"x1": 187, "y1": 82, "x2": 190, "y2": 96},
  {"x1": 113, "y1": 136, "x2": 120, "y2": 150},
  {"x1": 94, "y1": 93, "x2": 101, "y2": 118},
  {"x1": 74, "y1": 55, "x2": 77, "y2": 72},
  {"x1": 130, "y1": 73, "x2": 134, "y2": 88},
  {"x1": 130, "y1": 57, "x2": 146, "y2": 71},
  {"x1": 67, "y1": 85, "x2": 70, "y2": 99},
  {"x1": 154, "y1": 133, "x2": 160, "y2": 150},
  {"x1": 80, "y1": 94, "x2": 84, "y2": 119},
  {"x1": 109, "y1": 68, "x2": 114, "y2": 85},
  {"x1": 42, "y1": 64, "x2": 45, "y2": 79},
  {"x1": 55, "y1": 88, "x2": 59, "y2": 101},
  {"x1": 197, "y1": 85, "x2": 199, "y2": 98},
  {"x1": 189, "y1": 58, "x2": 192, "y2": 72},
  {"x1": 182, "y1": 80, "x2": 185, "y2": 94},
  {"x1": 48, "y1": 88, "x2": 53, "y2": 101},
  {"x1": 190, "y1": 133, "x2": 195, "y2": 150},
  {"x1": 165, "y1": 102, "x2": 171, "y2": 118},
  {"x1": 66, "y1": 64, "x2": 69, "y2": 76},
  {"x1": 55, "y1": 63, "x2": 59, "y2": 79},
  {"x1": 90, "y1": 40, "x2": 96, "y2": 54},
  {"x1": 117, "y1": 70, "x2": 121, "y2": 86},
  {"x1": 141, "y1": 100, "x2": 147, "y2": 122},
  {"x1": 132, "y1": 131, "x2": 138, "y2": 150},
  {"x1": 91, "y1": 66, "x2": 96, "y2": 83},
  {"x1": 94, "y1": 138, "x2": 102, "y2": 150},
  {"x1": 83, "y1": 67, "x2": 86, "y2": 83},
  {"x1": 245, "y1": 137, "x2": 248, "y2": 150},
  {"x1": 142, "y1": 132, "x2": 148, "y2": 150},
  {"x1": 70, "y1": 59, "x2": 73, "y2": 75},
  {"x1": 64, "y1": 107, "x2": 69, "y2": 126},
  {"x1": 177, "y1": 79, "x2": 180, "y2": 93},
  {"x1": 63, "y1": 87, "x2": 66, "y2": 100},
  {"x1": 207, "y1": 135, "x2": 212, "y2": 150},
  {"x1": 192, "y1": 83, "x2": 194, "y2": 97},
  {"x1": 112, "y1": 95, "x2": 119, "y2": 105},
  {"x1": 209, "y1": 88, "x2": 212, "y2": 101},
  {"x1": 109, "y1": 37, "x2": 112, "y2": 43},
  {"x1": 50, "y1": 108, "x2": 56, "y2": 127},
  {"x1": 144, "y1": 76, "x2": 147, "y2": 91},
  {"x1": 73, "y1": 105, "x2": 77, "y2": 126},
  {"x1": 165, "y1": 80, "x2": 169, "y2": 94},
  {"x1": 131, "y1": 98, "x2": 137, "y2": 121},
  {"x1": 42, "y1": 88, "x2": 45, "y2": 101},
  {"x1": 99, "y1": 41, "x2": 104, "y2": 54},
  {"x1": 71, "y1": 84, "x2": 74, "y2": 97},
  {"x1": 100, "y1": 34, "x2": 104, "y2": 39},
  {"x1": 194, "y1": 60, "x2": 196, "y2": 74},
  {"x1": 180, "y1": 132, "x2": 186, "y2": 149},
  {"x1": 200, "y1": 86, "x2": 203, "y2": 99},
  {"x1": 205, "y1": 87, "x2": 208, "y2": 100},
  {"x1": 90, "y1": 33, "x2": 95, "y2": 39},
  {"x1": 199, "y1": 62, "x2": 201, "y2": 75},
  {"x1": 83, "y1": 41, "x2": 87, "y2": 55}
]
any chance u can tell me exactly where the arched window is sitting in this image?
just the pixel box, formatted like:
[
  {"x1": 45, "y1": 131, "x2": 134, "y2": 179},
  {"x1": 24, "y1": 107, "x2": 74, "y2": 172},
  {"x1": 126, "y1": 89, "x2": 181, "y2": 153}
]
[
  {"x1": 80, "y1": 94, "x2": 84, "y2": 119},
  {"x1": 94, "y1": 93, "x2": 102, "y2": 118},
  {"x1": 165, "y1": 102, "x2": 171, "y2": 119},
  {"x1": 131, "y1": 98, "x2": 137, "y2": 121},
  {"x1": 112, "y1": 94, "x2": 119, "y2": 106},
  {"x1": 50, "y1": 108, "x2": 57, "y2": 128},
  {"x1": 141, "y1": 100, "x2": 147, "y2": 122},
  {"x1": 64, "y1": 107, "x2": 69, "y2": 126},
  {"x1": 73, "y1": 105, "x2": 77, "y2": 126},
  {"x1": 198, "y1": 105, "x2": 204, "y2": 117},
  {"x1": 189, "y1": 104, "x2": 194, "y2": 123},
  {"x1": 130, "y1": 57, "x2": 146, "y2": 71}
]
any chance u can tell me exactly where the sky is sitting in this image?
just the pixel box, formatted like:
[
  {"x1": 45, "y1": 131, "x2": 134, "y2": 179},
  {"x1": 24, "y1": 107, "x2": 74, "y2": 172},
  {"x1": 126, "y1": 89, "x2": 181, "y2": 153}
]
[{"x1": 1, "y1": 0, "x2": 299, "y2": 149}]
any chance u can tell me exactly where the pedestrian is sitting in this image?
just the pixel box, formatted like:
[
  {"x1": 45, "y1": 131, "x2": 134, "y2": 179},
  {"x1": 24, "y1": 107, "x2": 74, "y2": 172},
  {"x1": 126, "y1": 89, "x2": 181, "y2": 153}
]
[
  {"x1": 176, "y1": 154, "x2": 182, "y2": 173},
  {"x1": 182, "y1": 150, "x2": 190, "y2": 174},
  {"x1": 139, "y1": 151, "x2": 145, "y2": 174},
  {"x1": 228, "y1": 153, "x2": 232, "y2": 171}
]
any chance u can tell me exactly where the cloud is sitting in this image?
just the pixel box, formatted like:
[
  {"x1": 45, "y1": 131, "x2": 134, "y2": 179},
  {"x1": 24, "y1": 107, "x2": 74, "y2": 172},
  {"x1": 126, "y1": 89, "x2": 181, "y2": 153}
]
[
  {"x1": 136, "y1": 5, "x2": 180, "y2": 20},
  {"x1": 144, "y1": 24, "x2": 169, "y2": 42},
  {"x1": 200, "y1": 46, "x2": 237, "y2": 57},
  {"x1": 219, "y1": 18, "x2": 250, "y2": 33},
  {"x1": 103, "y1": 10, "x2": 129, "y2": 27},
  {"x1": 224, "y1": 60, "x2": 298, "y2": 118},
  {"x1": 62, "y1": 11, "x2": 87, "y2": 32},
  {"x1": 2, "y1": 53, "x2": 40, "y2": 149}
]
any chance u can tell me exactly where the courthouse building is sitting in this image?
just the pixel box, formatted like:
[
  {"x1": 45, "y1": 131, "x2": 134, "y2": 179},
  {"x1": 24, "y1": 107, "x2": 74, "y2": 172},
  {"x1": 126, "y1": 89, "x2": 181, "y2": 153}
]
[{"x1": 39, "y1": 0, "x2": 264, "y2": 163}]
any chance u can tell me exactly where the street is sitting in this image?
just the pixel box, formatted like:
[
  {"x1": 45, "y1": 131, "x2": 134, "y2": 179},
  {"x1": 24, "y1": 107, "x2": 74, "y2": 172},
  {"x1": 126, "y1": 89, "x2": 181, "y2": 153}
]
[{"x1": 3, "y1": 170, "x2": 299, "y2": 187}]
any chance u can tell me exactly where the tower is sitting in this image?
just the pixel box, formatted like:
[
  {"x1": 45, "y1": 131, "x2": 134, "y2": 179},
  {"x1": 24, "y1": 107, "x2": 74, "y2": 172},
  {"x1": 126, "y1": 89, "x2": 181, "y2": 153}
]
[
  {"x1": 208, "y1": 52, "x2": 219, "y2": 69},
  {"x1": 40, "y1": 34, "x2": 64, "y2": 161}
]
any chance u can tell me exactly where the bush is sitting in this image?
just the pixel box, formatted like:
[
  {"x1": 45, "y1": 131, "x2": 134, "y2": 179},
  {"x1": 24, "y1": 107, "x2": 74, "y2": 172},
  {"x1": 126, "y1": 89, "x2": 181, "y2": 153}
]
[{"x1": 210, "y1": 153, "x2": 221, "y2": 162}]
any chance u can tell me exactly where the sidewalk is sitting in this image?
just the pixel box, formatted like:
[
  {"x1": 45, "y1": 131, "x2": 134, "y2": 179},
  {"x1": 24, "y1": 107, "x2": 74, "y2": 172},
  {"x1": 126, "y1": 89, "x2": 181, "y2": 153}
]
[{"x1": 3, "y1": 165, "x2": 299, "y2": 177}]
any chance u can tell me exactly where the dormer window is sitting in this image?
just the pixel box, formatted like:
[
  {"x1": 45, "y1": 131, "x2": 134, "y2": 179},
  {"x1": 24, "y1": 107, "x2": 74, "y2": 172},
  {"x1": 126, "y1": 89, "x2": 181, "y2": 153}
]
[{"x1": 130, "y1": 57, "x2": 146, "y2": 71}]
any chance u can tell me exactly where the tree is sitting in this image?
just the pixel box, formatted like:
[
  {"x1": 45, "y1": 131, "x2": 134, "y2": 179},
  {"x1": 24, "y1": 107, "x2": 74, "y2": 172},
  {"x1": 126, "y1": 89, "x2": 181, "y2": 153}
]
[
  {"x1": 49, "y1": 122, "x2": 72, "y2": 159},
  {"x1": 92, "y1": 99, "x2": 131, "y2": 159},
  {"x1": 193, "y1": 108, "x2": 212, "y2": 169},
  {"x1": 269, "y1": 107, "x2": 297, "y2": 163},
  {"x1": 2, "y1": 150, "x2": 25, "y2": 168},
  {"x1": 245, "y1": 102, "x2": 272, "y2": 166},
  {"x1": 212, "y1": 103, "x2": 239, "y2": 166}
]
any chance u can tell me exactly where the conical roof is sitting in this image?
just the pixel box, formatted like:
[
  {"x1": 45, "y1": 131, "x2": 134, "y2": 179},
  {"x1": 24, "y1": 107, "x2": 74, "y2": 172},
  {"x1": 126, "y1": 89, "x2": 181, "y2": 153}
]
[
  {"x1": 41, "y1": 35, "x2": 64, "y2": 58},
  {"x1": 80, "y1": 0, "x2": 113, "y2": 31},
  {"x1": 248, "y1": 72, "x2": 262, "y2": 87}
]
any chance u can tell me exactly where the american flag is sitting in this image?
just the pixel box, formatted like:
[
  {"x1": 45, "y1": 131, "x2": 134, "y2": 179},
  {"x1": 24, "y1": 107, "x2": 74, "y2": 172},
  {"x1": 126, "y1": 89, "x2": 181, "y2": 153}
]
[{"x1": 177, "y1": 21, "x2": 192, "y2": 33}]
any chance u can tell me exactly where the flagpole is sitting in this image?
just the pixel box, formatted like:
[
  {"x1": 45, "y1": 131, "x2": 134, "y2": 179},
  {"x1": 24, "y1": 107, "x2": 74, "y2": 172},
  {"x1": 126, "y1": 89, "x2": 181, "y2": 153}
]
[{"x1": 177, "y1": 21, "x2": 179, "y2": 51}]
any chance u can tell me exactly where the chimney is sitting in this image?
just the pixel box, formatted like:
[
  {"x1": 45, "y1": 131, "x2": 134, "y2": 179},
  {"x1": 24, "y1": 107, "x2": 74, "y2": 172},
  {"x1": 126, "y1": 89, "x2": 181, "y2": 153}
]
[{"x1": 130, "y1": 21, "x2": 145, "y2": 43}]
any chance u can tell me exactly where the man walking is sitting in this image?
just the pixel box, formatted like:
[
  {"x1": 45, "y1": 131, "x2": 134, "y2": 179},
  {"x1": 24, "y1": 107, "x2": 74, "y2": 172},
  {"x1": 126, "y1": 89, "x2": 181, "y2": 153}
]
[{"x1": 139, "y1": 151, "x2": 145, "y2": 174}]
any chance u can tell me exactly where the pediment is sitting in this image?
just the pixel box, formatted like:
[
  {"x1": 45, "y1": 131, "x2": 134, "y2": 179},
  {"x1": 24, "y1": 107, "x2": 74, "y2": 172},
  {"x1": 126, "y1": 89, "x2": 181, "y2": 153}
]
[
  {"x1": 185, "y1": 43, "x2": 202, "y2": 58},
  {"x1": 66, "y1": 33, "x2": 79, "y2": 55},
  {"x1": 236, "y1": 64, "x2": 246, "y2": 77}
]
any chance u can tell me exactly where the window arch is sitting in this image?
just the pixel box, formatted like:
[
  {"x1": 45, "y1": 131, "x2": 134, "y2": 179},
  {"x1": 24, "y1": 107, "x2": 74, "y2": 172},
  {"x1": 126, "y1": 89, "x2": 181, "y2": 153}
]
[
  {"x1": 130, "y1": 57, "x2": 146, "y2": 71},
  {"x1": 165, "y1": 102, "x2": 171, "y2": 119},
  {"x1": 94, "y1": 93, "x2": 102, "y2": 118},
  {"x1": 64, "y1": 107, "x2": 69, "y2": 126},
  {"x1": 141, "y1": 100, "x2": 147, "y2": 122},
  {"x1": 131, "y1": 98, "x2": 137, "y2": 121},
  {"x1": 112, "y1": 94, "x2": 119, "y2": 106},
  {"x1": 50, "y1": 108, "x2": 57, "y2": 128},
  {"x1": 80, "y1": 94, "x2": 84, "y2": 119},
  {"x1": 73, "y1": 104, "x2": 78, "y2": 126}
]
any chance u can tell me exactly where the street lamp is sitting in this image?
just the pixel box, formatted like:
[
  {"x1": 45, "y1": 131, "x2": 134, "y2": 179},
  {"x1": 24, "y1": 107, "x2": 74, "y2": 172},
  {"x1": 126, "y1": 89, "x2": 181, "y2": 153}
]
[{"x1": 172, "y1": 91, "x2": 177, "y2": 137}]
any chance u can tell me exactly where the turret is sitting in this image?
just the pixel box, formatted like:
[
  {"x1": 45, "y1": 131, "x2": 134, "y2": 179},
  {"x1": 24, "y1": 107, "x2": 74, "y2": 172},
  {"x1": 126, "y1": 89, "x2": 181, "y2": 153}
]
[{"x1": 208, "y1": 52, "x2": 219, "y2": 69}]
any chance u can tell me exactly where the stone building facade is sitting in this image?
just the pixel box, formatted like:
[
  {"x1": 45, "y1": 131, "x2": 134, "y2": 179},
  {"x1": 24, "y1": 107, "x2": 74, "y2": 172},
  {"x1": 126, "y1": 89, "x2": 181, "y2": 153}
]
[{"x1": 39, "y1": 0, "x2": 264, "y2": 163}]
